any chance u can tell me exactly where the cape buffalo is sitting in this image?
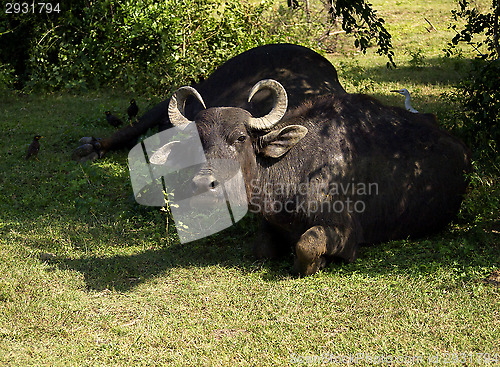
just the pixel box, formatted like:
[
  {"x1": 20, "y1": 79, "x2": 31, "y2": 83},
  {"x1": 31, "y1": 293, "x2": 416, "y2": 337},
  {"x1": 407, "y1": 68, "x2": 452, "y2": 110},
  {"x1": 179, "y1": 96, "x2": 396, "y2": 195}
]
[
  {"x1": 73, "y1": 44, "x2": 471, "y2": 276},
  {"x1": 73, "y1": 43, "x2": 345, "y2": 161},
  {"x1": 153, "y1": 79, "x2": 471, "y2": 276}
]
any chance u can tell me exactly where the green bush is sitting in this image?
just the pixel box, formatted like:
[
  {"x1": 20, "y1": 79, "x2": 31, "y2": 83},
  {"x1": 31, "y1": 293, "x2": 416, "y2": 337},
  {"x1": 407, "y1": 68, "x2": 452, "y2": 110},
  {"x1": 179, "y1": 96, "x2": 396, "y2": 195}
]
[
  {"x1": 0, "y1": 0, "x2": 283, "y2": 93},
  {"x1": 1, "y1": 0, "x2": 397, "y2": 94},
  {"x1": 444, "y1": 0, "x2": 499, "y2": 171},
  {"x1": 448, "y1": 59, "x2": 500, "y2": 171},
  {"x1": 0, "y1": 63, "x2": 15, "y2": 93}
]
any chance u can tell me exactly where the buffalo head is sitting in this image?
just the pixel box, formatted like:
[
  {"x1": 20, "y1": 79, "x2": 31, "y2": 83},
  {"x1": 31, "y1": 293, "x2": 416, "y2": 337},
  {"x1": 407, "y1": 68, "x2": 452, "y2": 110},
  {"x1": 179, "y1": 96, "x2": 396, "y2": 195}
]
[{"x1": 151, "y1": 79, "x2": 308, "y2": 199}]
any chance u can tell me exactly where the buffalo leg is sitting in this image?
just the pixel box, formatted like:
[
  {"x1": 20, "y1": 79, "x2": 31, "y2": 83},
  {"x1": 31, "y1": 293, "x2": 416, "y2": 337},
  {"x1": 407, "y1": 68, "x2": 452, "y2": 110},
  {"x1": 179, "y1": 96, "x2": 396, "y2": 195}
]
[
  {"x1": 253, "y1": 219, "x2": 295, "y2": 259},
  {"x1": 293, "y1": 225, "x2": 359, "y2": 276},
  {"x1": 72, "y1": 100, "x2": 170, "y2": 162}
]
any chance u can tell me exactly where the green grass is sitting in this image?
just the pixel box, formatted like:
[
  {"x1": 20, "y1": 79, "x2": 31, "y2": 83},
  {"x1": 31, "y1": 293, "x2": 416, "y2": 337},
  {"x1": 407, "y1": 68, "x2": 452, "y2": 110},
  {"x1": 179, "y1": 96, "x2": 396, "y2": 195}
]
[{"x1": 1, "y1": 0, "x2": 499, "y2": 366}]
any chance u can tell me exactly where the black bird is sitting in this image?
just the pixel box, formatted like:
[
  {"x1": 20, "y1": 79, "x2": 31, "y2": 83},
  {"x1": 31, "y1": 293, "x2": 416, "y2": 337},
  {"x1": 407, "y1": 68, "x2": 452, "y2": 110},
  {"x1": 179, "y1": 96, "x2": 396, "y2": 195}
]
[
  {"x1": 26, "y1": 135, "x2": 42, "y2": 160},
  {"x1": 104, "y1": 111, "x2": 124, "y2": 127},
  {"x1": 127, "y1": 99, "x2": 139, "y2": 124}
]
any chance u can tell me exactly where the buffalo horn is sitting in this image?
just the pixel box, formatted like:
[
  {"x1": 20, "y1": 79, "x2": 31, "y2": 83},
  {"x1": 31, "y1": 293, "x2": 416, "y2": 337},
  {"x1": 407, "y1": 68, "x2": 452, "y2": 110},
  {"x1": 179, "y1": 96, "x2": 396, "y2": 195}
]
[
  {"x1": 168, "y1": 86, "x2": 207, "y2": 126},
  {"x1": 247, "y1": 79, "x2": 288, "y2": 130}
]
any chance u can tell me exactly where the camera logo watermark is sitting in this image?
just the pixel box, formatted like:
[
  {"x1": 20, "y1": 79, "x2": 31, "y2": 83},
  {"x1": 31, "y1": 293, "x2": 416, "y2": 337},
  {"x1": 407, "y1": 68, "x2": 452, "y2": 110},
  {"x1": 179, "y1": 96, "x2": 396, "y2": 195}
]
[{"x1": 128, "y1": 122, "x2": 247, "y2": 243}]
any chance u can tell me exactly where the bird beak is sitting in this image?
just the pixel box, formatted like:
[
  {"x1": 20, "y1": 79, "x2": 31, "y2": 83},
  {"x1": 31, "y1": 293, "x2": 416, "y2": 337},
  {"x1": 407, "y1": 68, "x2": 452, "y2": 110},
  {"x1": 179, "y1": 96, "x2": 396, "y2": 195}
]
[{"x1": 390, "y1": 90, "x2": 400, "y2": 93}]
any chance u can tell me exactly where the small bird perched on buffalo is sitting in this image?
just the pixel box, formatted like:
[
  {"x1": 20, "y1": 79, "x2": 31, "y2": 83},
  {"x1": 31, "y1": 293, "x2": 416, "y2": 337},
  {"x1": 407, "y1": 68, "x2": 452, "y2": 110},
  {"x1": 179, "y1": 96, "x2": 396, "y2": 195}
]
[
  {"x1": 391, "y1": 88, "x2": 419, "y2": 113},
  {"x1": 26, "y1": 135, "x2": 42, "y2": 160},
  {"x1": 104, "y1": 111, "x2": 124, "y2": 127},
  {"x1": 127, "y1": 99, "x2": 139, "y2": 124}
]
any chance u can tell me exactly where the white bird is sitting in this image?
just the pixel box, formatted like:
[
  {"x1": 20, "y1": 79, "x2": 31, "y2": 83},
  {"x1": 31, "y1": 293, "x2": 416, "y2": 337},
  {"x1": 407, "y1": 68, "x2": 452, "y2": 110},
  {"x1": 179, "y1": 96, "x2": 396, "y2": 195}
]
[{"x1": 391, "y1": 88, "x2": 419, "y2": 113}]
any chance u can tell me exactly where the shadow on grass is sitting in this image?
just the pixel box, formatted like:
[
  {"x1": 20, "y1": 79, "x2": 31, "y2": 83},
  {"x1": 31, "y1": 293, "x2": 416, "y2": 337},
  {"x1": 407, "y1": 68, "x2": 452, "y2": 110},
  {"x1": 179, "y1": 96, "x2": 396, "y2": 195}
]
[
  {"x1": 337, "y1": 55, "x2": 472, "y2": 87},
  {"x1": 333, "y1": 55, "x2": 474, "y2": 117},
  {"x1": 42, "y1": 214, "x2": 292, "y2": 291},
  {"x1": 44, "y1": 215, "x2": 500, "y2": 292},
  {"x1": 327, "y1": 219, "x2": 500, "y2": 281}
]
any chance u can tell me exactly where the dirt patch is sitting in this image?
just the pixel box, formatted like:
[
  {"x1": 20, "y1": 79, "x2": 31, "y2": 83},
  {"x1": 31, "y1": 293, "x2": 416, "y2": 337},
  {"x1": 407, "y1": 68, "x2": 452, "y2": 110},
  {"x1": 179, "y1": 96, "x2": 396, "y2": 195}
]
[{"x1": 482, "y1": 270, "x2": 500, "y2": 287}]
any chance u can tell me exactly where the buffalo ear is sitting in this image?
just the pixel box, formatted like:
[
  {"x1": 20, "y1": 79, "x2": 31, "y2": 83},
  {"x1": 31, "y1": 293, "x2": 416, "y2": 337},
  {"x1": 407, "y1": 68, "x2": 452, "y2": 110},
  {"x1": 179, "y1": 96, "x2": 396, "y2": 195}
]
[{"x1": 257, "y1": 125, "x2": 308, "y2": 158}]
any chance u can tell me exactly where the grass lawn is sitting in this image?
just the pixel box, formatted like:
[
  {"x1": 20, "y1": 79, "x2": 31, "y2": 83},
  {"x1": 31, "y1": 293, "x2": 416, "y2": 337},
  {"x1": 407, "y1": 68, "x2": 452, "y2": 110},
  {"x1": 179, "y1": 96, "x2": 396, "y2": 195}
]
[{"x1": 0, "y1": 0, "x2": 499, "y2": 366}]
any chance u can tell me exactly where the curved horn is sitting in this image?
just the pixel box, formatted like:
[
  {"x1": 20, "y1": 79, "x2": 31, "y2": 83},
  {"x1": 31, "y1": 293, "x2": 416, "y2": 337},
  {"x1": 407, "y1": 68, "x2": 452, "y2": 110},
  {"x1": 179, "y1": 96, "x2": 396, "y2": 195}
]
[
  {"x1": 247, "y1": 79, "x2": 288, "y2": 130},
  {"x1": 168, "y1": 86, "x2": 207, "y2": 126}
]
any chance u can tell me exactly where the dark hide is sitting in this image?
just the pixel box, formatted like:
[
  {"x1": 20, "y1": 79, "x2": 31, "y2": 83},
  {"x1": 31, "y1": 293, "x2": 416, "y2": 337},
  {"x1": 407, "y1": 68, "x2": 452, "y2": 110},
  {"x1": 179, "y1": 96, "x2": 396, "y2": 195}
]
[{"x1": 191, "y1": 93, "x2": 471, "y2": 276}]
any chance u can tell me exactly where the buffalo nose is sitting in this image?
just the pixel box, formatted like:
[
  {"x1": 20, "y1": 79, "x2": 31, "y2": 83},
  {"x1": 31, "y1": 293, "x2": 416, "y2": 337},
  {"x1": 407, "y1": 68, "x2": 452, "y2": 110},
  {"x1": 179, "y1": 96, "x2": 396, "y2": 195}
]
[{"x1": 192, "y1": 174, "x2": 220, "y2": 195}]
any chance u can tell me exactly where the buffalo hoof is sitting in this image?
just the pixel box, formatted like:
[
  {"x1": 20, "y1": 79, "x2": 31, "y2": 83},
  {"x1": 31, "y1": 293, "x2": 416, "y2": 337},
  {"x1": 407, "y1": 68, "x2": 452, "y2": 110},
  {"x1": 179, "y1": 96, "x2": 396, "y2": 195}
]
[
  {"x1": 293, "y1": 225, "x2": 328, "y2": 276},
  {"x1": 78, "y1": 137, "x2": 95, "y2": 144},
  {"x1": 71, "y1": 137, "x2": 103, "y2": 162}
]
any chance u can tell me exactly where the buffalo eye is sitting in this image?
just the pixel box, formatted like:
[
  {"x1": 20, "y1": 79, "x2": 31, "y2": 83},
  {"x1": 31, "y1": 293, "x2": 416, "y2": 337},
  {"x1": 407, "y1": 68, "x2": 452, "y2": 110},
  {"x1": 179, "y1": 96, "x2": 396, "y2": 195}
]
[{"x1": 236, "y1": 135, "x2": 247, "y2": 143}]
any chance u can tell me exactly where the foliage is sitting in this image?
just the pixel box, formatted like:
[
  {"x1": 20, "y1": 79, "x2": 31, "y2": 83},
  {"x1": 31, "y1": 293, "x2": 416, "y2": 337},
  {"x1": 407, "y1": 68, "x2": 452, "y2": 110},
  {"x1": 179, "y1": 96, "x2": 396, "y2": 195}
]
[
  {"x1": 326, "y1": 0, "x2": 395, "y2": 67},
  {"x1": 407, "y1": 48, "x2": 426, "y2": 69},
  {"x1": 447, "y1": 0, "x2": 500, "y2": 60},
  {"x1": 454, "y1": 59, "x2": 499, "y2": 165},
  {"x1": 460, "y1": 165, "x2": 500, "y2": 224},
  {"x1": 281, "y1": 0, "x2": 395, "y2": 67},
  {"x1": 0, "y1": 0, "x2": 399, "y2": 93},
  {"x1": 0, "y1": 63, "x2": 15, "y2": 93},
  {"x1": 0, "y1": 0, "x2": 273, "y2": 93},
  {"x1": 446, "y1": 0, "x2": 500, "y2": 170}
]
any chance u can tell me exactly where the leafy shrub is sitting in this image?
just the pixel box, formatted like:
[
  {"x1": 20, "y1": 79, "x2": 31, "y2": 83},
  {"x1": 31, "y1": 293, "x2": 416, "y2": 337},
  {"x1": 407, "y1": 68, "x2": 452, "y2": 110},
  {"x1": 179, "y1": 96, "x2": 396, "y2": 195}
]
[
  {"x1": 458, "y1": 60, "x2": 499, "y2": 163},
  {"x1": 445, "y1": 0, "x2": 499, "y2": 171},
  {"x1": 460, "y1": 166, "x2": 500, "y2": 224},
  {"x1": 0, "y1": 0, "x2": 280, "y2": 93},
  {"x1": 407, "y1": 48, "x2": 426, "y2": 69},
  {"x1": 0, "y1": 63, "x2": 15, "y2": 93},
  {"x1": 1, "y1": 0, "x2": 397, "y2": 93}
]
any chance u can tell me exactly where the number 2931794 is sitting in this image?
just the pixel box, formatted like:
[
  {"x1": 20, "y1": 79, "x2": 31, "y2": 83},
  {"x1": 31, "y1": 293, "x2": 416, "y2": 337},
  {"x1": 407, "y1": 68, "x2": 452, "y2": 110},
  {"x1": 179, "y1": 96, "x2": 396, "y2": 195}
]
[{"x1": 5, "y1": 3, "x2": 61, "y2": 14}]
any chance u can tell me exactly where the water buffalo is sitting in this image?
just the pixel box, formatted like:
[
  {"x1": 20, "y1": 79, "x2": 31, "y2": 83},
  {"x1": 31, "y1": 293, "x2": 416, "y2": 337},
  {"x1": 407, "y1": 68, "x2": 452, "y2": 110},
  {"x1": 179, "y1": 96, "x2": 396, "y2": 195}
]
[
  {"x1": 153, "y1": 79, "x2": 471, "y2": 276},
  {"x1": 73, "y1": 43, "x2": 346, "y2": 161}
]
